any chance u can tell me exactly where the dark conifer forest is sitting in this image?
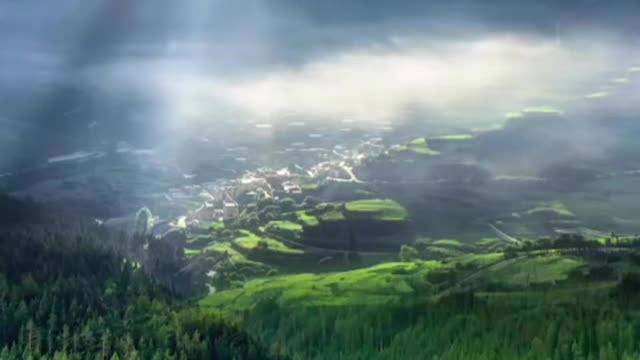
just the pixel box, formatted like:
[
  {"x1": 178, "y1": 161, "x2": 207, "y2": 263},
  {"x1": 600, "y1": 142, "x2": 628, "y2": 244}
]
[{"x1": 0, "y1": 196, "x2": 278, "y2": 360}]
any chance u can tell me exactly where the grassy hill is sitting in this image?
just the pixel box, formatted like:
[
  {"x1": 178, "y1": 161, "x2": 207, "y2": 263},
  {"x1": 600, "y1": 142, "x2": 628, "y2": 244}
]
[
  {"x1": 486, "y1": 254, "x2": 583, "y2": 286},
  {"x1": 200, "y1": 261, "x2": 442, "y2": 314},
  {"x1": 233, "y1": 230, "x2": 304, "y2": 255},
  {"x1": 391, "y1": 137, "x2": 440, "y2": 156},
  {"x1": 522, "y1": 201, "x2": 575, "y2": 218},
  {"x1": 344, "y1": 199, "x2": 408, "y2": 221},
  {"x1": 193, "y1": 249, "x2": 637, "y2": 359},
  {"x1": 198, "y1": 251, "x2": 588, "y2": 318}
]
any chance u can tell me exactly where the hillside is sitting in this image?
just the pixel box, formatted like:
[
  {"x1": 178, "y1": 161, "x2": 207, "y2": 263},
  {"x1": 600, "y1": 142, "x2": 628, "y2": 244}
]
[
  {"x1": 0, "y1": 196, "x2": 280, "y2": 360},
  {"x1": 195, "y1": 238, "x2": 640, "y2": 359}
]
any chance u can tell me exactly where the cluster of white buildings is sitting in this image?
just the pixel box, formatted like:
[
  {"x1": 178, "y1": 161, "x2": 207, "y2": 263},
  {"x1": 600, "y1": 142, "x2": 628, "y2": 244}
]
[
  {"x1": 157, "y1": 137, "x2": 383, "y2": 229},
  {"x1": 161, "y1": 165, "x2": 309, "y2": 227}
]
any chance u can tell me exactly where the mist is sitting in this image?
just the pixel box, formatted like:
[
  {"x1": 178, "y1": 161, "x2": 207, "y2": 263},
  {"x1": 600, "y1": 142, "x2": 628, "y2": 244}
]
[
  {"x1": 157, "y1": 33, "x2": 638, "y2": 127},
  {"x1": 1, "y1": 0, "x2": 640, "y2": 169}
]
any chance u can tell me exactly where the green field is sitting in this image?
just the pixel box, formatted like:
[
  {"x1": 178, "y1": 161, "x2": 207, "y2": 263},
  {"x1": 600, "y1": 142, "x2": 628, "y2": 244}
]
[
  {"x1": 446, "y1": 252, "x2": 504, "y2": 268},
  {"x1": 523, "y1": 201, "x2": 574, "y2": 217},
  {"x1": 185, "y1": 248, "x2": 201, "y2": 257},
  {"x1": 521, "y1": 105, "x2": 564, "y2": 115},
  {"x1": 297, "y1": 211, "x2": 320, "y2": 226},
  {"x1": 487, "y1": 255, "x2": 583, "y2": 286},
  {"x1": 233, "y1": 231, "x2": 303, "y2": 255},
  {"x1": 431, "y1": 239, "x2": 465, "y2": 249},
  {"x1": 421, "y1": 246, "x2": 465, "y2": 259},
  {"x1": 318, "y1": 209, "x2": 346, "y2": 222},
  {"x1": 301, "y1": 183, "x2": 320, "y2": 192},
  {"x1": 391, "y1": 138, "x2": 441, "y2": 156},
  {"x1": 344, "y1": 199, "x2": 407, "y2": 221},
  {"x1": 585, "y1": 91, "x2": 610, "y2": 99},
  {"x1": 406, "y1": 137, "x2": 440, "y2": 155},
  {"x1": 199, "y1": 261, "x2": 442, "y2": 315},
  {"x1": 198, "y1": 252, "x2": 582, "y2": 317},
  {"x1": 205, "y1": 241, "x2": 248, "y2": 262},
  {"x1": 193, "y1": 247, "x2": 640, "y2": 360},
  {"x1": 430, "y1": 134, "x2": 474, "y2": 141},
  {"x1": 266, "y1": 220, "x2": 303, "y2": 233}
]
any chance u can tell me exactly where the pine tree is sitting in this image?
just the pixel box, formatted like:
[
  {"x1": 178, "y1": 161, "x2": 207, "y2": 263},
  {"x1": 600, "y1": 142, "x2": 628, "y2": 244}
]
[
  {"x1": 71, "y1": 331, "x2": 80, "y2": 357},
  {"x1": 80, "y1": 323, "x2": 95, "y2": 357},
  {"x1": 1, "y1": 345, "x2": 10, "y2": 360},
  {"x1": 60, "y1": 325, "x2": 70, "y2": 355},
  {"x1": 25, "y1": 319, "x2": 35, "y2": 358},
  {"x1": 100, "y1": 329, "x2": 111, "y2": 360},
  {"x1": 47, "y1": 310, "x2": 58, "y2": 355}
]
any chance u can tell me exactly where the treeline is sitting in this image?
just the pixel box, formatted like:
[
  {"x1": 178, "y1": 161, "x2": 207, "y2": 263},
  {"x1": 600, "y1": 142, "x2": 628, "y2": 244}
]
[
  {"x1": 238, "y1": 290, "x2": 640, "y2": 360},
  {"x1": 0, "y1": 195, "x2": 280, "y2": 360},
  {"x1": 503, "y1": 233, "x2": 640, "y2": 258}
]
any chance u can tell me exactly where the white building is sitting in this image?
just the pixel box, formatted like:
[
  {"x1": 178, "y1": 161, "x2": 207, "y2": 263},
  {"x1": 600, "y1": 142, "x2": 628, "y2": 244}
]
[{"x1": 282, "y1": 181, "x2": 302, "y2": 194}]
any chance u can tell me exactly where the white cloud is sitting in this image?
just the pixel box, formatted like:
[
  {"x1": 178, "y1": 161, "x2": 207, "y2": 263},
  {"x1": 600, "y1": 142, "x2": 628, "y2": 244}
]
[
  {"x1": 88, "y1": 33, "x2": 638, "y2": 130},
  {"x1": 210, "y1": 35, "x2": 633, "y2": 126}
]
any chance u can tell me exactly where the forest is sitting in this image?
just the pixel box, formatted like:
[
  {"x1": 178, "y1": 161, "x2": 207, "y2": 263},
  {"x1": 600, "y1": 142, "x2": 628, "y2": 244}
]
[
  {"x1": 6, "y1": 192, "x2": 640, "y2": 359},
  {"x1": 0, "y1": 195, "x2": 280, "y2": 360}
]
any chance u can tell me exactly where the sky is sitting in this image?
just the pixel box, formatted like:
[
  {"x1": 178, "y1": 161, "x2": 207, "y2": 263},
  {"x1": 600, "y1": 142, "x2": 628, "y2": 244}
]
[{"x1": 0, "y1": 0, "x2": 639, "y2": 169}]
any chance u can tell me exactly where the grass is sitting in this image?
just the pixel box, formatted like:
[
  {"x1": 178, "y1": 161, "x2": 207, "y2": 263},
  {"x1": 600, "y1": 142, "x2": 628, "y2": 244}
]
[
  {"x1": 521, "y1": 106, "x2": 564, "y2": 115},
  {"x1": 408, "y1": 146, "x2": 439, "y2": 156},
  {"x1": 297, "y1": 211, "x2": 320, "y2": 227},
  {"x1": 318, "y1": 209, "x2": 346, "y2": 222},
  {"x1": 391, "y1": 138, "x2": 440, "y2": 156},
  {"x1": 204, "y1": 241, "x2": 248, "y2": 262},
  {"x1": 344, "y1": 199, "x2": 407, "y2": 221},
  {"x1": 198, "y1": 222, "x2": 226, "y2": 232},
  {"x1": 447, "y1": 252, "x2": 504, "y2": 268},
  {"x1": 185, "y1": 248, "x2": 201, "y2": 257},
  {"x1": 430, "y1": 134, "x2": 474, "y2": 141},
  {"x1": 504, "y1": 106, "x2": 564, "y2": 121},
  {"x1": 487, "y1": 255, "x2": 583, "y2": 286},
  {"x1": 201, "y1": 252, "x2": 576, "y2": 316},
  {"x1": 585, "y1": 91, "x2": 610, "y2": 99},
  {"x1": 523, "y1": 202, "x2": 574, "y2": 217},
  {"x1": 233, "y1": 231, "x2": 303, "y2": 255},
  {"x1": 266, "y1": 220, "x2": 303, "y2": 233},
  {"x1": 301, "y1": 183, "x2": 320, "y2": 192},
  {"x1": 406, "y1": 138, "x2": 440, "y2": 155},
  {"x1": 199, "y1": 261, "x2": 442, "y2": 315},
  {"x1": 408, "y1": 137, "x2": 427, "y2": 146},
  {"x1": 420, "y1": 246, "x2": 465, "y2": 259},
  {"x1": 211, "y1": 222, "x2": 225, "y2": 230},
  {"x1": 505, "y1": 112, "x2": 524, "y2": 119},
  {"x1": 431, "y1": 239, "x2": 465, "y2": 249}
]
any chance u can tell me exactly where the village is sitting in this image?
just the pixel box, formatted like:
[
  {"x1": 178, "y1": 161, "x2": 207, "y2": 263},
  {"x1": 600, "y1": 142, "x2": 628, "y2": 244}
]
[{"x1": 150, "y1": 136, "x2": 387, "y2": 237}]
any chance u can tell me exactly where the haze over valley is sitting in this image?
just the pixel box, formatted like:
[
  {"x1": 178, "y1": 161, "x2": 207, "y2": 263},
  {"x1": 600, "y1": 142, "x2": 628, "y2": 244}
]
[{"x1": 2, "y1": 1, "x2": 640, "y2": 359}]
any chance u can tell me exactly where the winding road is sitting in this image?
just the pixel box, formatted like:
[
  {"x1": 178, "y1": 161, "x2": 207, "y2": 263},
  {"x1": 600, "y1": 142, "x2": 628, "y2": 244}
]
[{"x1": 487, "y1": 223, "x2": 522, "y2": 244}]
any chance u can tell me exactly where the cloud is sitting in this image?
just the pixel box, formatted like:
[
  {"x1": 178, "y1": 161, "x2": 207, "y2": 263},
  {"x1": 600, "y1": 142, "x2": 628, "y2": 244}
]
[
  {"x1": 127, "y1": 33, "x2": 634, "y2": 129},
  {"x1": 2, "y1": 0, "x2": 640, "y2": 169}
]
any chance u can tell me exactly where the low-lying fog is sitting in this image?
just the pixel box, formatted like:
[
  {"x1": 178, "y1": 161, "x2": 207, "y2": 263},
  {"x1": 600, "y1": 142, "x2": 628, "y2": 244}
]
[{"x1": 0, "y1": 0, "x2": 639, "y2": 170}]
